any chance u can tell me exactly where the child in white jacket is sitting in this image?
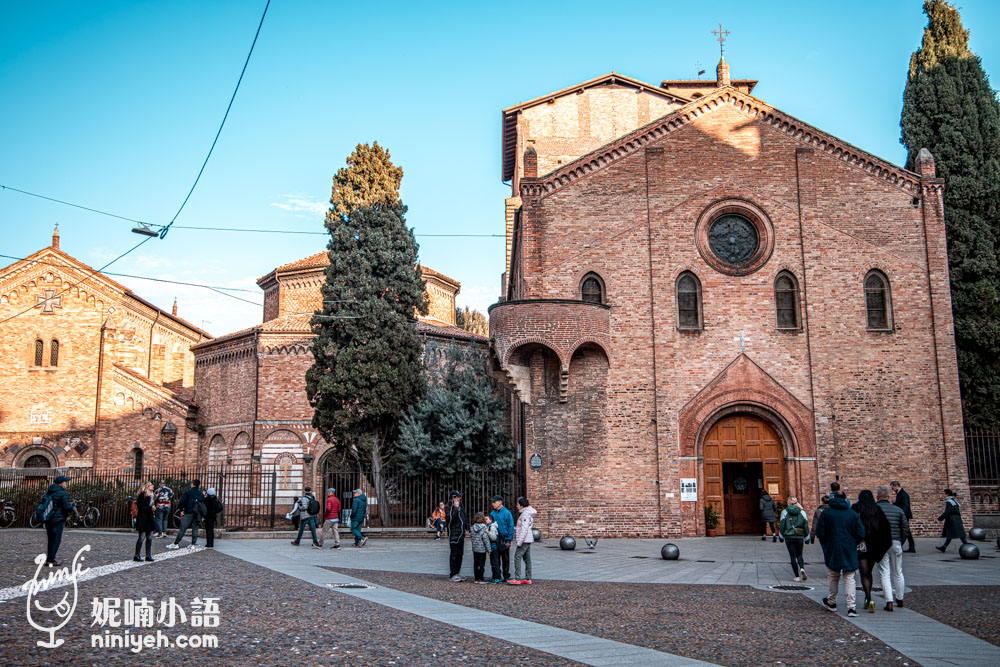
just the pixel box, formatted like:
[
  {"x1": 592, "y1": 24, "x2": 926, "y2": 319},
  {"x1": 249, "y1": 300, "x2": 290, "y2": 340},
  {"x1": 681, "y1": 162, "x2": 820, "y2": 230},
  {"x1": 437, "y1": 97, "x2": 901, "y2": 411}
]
[{"x1": 510, "y1": 497, "x2": 536, "y2": 584}]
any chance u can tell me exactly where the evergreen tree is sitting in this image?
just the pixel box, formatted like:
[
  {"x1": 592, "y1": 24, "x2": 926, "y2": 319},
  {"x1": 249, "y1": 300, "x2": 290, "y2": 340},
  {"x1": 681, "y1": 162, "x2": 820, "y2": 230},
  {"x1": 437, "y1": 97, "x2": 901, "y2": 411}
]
[
  {"x1": 306, "y1": 144, "x2": 427, "y2": 524},
  {"x1": 455, "y1": 305, "x2": 489, "y2": 337},
  {"x1": 901, "y1": 0, "x2": 1000, "y2": 429},
  {"x1": 397, "y1": 342, "x2": 511, "y2": 475}
]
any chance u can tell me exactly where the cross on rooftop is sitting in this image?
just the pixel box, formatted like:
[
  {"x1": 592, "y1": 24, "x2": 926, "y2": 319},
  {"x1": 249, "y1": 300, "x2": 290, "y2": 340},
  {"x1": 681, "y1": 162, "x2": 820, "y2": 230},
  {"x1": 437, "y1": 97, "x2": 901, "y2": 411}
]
[
  {"x1": 35, "y1": 288, "x2": 63, "y2": 314},
  {"x1": 712, "y1": 23, "x2": 730, "y2": 57}
]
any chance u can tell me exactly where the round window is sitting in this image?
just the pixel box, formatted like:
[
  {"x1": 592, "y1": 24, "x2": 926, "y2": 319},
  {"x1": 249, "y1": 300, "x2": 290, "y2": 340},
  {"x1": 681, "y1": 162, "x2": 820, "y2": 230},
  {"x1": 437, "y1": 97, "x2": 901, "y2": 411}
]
[{"x1": 708, "y1": 214, "x2": 759, "y2": 264}]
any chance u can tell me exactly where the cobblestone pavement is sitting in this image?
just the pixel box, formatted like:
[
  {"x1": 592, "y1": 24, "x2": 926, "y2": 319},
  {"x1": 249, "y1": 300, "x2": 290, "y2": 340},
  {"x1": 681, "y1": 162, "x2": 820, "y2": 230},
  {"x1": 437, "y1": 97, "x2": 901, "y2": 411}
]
[
  {"x1": 0, "y1": 529, "x2": 178, "y2": 589},
  {"x1": 331, "y1": 568, "x2": 909, "y2": 666},
  {"x1": 903, "y1": 585, "x2": 1000, "y2": 647},
  {"x1": 0, "y1": 539, "x2": 577, "y2": 665}
]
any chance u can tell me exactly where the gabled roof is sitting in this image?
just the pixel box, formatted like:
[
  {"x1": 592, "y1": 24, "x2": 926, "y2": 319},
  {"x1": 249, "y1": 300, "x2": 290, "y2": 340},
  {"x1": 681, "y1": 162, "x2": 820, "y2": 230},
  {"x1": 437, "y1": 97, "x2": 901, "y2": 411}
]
[
  {"x1": 518, "y1": 86, "x2": 924, "y2": 200},
  {"x1": 502, "y1": 72, "x2": 690, "y2": 182},
  {"x1": 0, "y1": 246, "x2": 211, "y2": 339}
]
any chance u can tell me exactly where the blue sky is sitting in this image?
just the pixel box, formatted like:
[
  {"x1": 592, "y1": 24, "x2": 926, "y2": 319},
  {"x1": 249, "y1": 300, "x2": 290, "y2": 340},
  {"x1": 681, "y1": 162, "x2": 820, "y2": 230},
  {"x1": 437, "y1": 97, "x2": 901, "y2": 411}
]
[{"x1": 2, "y1": 0, "x2": 998, "y2": 336}]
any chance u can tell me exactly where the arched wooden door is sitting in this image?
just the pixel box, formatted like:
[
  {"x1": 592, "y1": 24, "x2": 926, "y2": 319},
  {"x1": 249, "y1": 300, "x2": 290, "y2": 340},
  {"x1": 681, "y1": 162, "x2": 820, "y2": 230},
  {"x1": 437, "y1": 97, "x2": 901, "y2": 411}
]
[{"x1": 703, "y1": 414, "x2": 785, "y2": 535}]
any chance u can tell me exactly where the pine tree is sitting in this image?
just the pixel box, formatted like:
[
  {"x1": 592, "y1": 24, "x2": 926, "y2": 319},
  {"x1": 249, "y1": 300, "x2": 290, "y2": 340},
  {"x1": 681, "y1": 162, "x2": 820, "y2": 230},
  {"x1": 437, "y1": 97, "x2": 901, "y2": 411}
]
[
  {"x1": 306, "y1": 144, "x2": 427, "y2": 524},
  {"x1": 454, "y1": 305, "x2": 489, "y2": 337},
  {"x1": 397, "y1": 342, "x2": 511, "y2": 475},
  {"x1": 901, "y1": 0, "x2": 1000, "y2": 429}
]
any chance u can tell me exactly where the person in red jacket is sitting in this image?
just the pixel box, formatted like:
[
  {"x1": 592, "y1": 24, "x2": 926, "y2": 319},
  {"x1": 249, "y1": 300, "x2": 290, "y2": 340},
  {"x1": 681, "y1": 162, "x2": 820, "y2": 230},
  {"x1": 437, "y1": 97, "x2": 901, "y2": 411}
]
[{"x1": 320, "y1": 488, "x2": 342, "y2": 549}]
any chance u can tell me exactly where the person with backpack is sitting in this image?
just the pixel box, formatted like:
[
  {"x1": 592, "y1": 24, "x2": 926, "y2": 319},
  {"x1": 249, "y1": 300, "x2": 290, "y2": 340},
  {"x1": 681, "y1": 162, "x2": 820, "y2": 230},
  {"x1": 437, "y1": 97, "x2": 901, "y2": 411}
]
[
  {"x1": 39, "y1": 475, "x2": 75, "y2": 567},
  {"x1": 760, "y1": 491, "x2": 778, "y2": 542},
  {"x1": 133, "y1": 481, "x2": 155, "y2": 562},
  {"x1": 350, "y1": 489, "x2": 368, "y2": 547},
  {"x1": 320, "y1": 488, "x2": 342, "y2": 549},
  {"x1": 291, "y1": 486, "x2": 321, "y2": 548},
  {"x1": 445, "y1": 490, "x2": 468, "y2": 581},
  {"x1": 779, "y1": 495, "x2": 810, "y2": 581},
  {"x1": 490, "y1": 495, "x2": 515, "y2": 582},
  {"x1": 166, "y1": 480, "x2": 205, "y2": 549},
  {"x1": 204, "y1": 488, "x2": 223, "y2": 549},
  {"x1": 153, "y1": 480, "x2": 173, "y2": 538}
]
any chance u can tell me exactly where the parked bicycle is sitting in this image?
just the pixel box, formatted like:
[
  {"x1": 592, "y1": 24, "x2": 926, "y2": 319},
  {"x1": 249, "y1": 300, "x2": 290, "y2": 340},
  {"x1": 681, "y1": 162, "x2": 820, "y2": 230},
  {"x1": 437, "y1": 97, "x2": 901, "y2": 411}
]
[
  {"x1": 0, "y1": 499, "x2": 15, "y2": 528},
  {"x1": 28, "y1": 498, "x2": 99, "y2": 528}
]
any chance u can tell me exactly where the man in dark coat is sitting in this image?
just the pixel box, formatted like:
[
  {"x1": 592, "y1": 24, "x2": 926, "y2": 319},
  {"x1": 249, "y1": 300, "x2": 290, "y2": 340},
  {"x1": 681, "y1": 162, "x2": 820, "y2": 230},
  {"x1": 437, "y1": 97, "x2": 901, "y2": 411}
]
[
  {"x1": 445, "y1": 491, "x2": 469, "y2": 581},
  {"x1": 43, "y1": 475, "x2": 76, "y2": 567},
  {"x1": 759, "y1": 492, "x2": 778, "y2": 542},
  {"x1": 204, "y1": 488, "x2": 222, "y2": 549},
  {"x1": 816, "y1": 491, "x2": 865, "y2": 617},
  {"x1": 890, "y1": 481, "x2": 915, "y2": 552},
  {"x1": 167, "y1": 480, "x2": 204, "y2": 549},
  {"x1": 350, "y1": 489, "x2": 368, "y2": 547},
  {"x1": 935, "y1": 488, "x2": 968, "y2": 552}
]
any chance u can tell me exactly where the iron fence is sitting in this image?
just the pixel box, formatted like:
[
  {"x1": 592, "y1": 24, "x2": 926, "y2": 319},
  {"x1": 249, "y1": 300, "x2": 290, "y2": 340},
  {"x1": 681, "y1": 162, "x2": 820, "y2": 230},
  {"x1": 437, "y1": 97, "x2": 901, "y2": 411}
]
[
  {"x1": 324, "y1": 469, "x2": 524, "y2": 528},
  {"x1": 966, "y1": 430, "x2": 1000, "y2": 486}
]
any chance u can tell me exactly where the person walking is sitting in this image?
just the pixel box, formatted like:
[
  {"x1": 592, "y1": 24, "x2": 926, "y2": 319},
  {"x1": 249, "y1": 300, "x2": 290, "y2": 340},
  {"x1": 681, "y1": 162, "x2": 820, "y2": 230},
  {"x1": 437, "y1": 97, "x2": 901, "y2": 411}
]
[
  {"x1": 153, "y1": 480, "x2": 173, "y2": 538},
  {"x1": 133, "y1": 481, "x2": 155, "y2": 562},
  {"x1": 779, "y1": 496, "x2": 810, "y2": 581},
  {"x1": 350, "y1": 489, "x2": 368, "y2": 547},
  {"x1": 204, "y1": 488, "x2": 222, "y2": 549},
  {"x1": 40, "y1": 475, "x2": 75, "y2": 567},
  {"x1": 291, "y1": 486, "x2": 321, "y2": 548},
  {"x1": 760, "y1": 491, "x2": 778, "y2": 542},
  {"x1": 852, "y1": 490, "x2": 892, "y2": 613},
  {"x1": 485, "y1": 514, "x2": 502, "y2": 583},
  {"x1": 166, "y1": 480, "x2": 205, "y2": 549},
  {"x1": 810, "y1": 495, "x2": 830, "y2": 545},
  {"x1": 430, "y1": 501, "x2": 447, "y2": 540},
  {"x1": 816, "y1": 490, "x2": 865, "y2": 617},
  {"x1": 320, "y1": 488, "x2": 342, "y2": 549},
  {"x1": 935, "y1": 488, "x2": 968, "y2": 552},
  {"x1": 509, "y1": 497, "x2": 536, "y2": 585},
  {"x1": 490, "y1": 495, "x2": 515, "y2": 582},
  {"x1": 891, "y1": 481, "x2": 915, "y2": 552},
  {"x1": 875, "y1": 485, "x2": 909, "y2": 610},
  {"x1": 470, "y1": 512, "x2": 490, "y2": 584},
  {"x1": 445, "y1": 491, "x2": 468, "y2": 581}
]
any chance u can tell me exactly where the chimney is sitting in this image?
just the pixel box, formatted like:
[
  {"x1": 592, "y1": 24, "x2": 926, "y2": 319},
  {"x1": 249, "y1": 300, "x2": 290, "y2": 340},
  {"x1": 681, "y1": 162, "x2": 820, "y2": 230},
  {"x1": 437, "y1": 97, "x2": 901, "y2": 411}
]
[
  {"x1": 172, "y1": 298, "x2": 178, "y2": 317},
  {"x1": 915, "y1": 147, "x2": 936, "y2": 178},
  {"x1": 523, "y1": 146, "x2": 538, "y2": 179},
  {"x1": 716, "y1": 56, "x2": 731, "y2": 87},
  {"x1": 52, "y1": 223, "x2": 60, "y2": 250}
]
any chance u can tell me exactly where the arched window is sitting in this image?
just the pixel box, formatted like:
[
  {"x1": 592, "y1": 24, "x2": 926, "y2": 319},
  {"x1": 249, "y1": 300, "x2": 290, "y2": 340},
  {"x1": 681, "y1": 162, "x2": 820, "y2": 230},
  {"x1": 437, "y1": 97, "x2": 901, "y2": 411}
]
[
  {"x1": 580, "y1": 272, "x2": 605, "y2": 304},
  {"x1": 132, "y1": 447, "x2": 144, "y2": 479},
  {"x1": 774, "y1": 272, "x2": 800, "y2": 329},
  {"x1": 864, "y1": 270, "x2": 892, "y2": 331},
  {"x1": 50, "y1": 339, "x2": 59, "y2": 367},
  {"x1": 34, "y1": 339, "x2": 44, "y2": 367},
  {"x1": 676, "y1": 272, "x2": 703, "y2": 330},
  {"x1": 23, "y1": 454, "x2": 51, "y2": 468}
]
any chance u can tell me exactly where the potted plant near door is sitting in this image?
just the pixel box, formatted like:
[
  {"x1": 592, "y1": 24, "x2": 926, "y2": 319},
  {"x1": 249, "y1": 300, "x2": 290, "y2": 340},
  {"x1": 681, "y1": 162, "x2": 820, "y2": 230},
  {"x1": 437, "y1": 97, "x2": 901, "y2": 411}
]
[{"x1": 705, "y1": 504, "x2": 720, "y2": 537}]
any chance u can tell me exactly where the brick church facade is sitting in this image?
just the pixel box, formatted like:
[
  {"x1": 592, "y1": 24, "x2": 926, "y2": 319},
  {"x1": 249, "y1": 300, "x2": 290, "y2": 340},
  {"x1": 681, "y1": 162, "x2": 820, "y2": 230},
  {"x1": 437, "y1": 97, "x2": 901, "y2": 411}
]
[
  {"x1": 0, "y1": 228, "x2": 210, "y2": 473},
  {"x1": 490, "y1": 58, "x2": 969, "y2": 538},
  {"x1": 192, "y1": 251, "x2": 485, "y2": 507}
]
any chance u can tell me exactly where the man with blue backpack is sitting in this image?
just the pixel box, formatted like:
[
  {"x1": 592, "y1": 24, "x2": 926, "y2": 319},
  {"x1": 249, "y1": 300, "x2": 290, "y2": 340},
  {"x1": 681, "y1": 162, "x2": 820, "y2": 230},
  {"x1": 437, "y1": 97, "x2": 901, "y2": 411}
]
[{"x1": 36, "y1": 475, "x2": 75, "y2": 567}]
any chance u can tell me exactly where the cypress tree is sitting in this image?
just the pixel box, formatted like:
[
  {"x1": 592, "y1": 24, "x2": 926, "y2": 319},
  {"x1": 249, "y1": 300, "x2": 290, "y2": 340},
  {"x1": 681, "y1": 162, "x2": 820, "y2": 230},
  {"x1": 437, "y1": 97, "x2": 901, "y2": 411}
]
[
  {"x1": 901, "y1": 0, "x2": 1000, "y2": 429},
  {"x1": 306, "y1": 143, "x2": 427, "y2": 524}
]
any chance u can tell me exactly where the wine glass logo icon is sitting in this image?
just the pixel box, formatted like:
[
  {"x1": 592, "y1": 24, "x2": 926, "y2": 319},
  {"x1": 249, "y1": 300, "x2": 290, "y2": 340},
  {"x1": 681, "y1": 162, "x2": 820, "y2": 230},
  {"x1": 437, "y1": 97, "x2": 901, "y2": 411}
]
[{"x1": 22, "y1": 545, "x2": 90, "y2": 648}]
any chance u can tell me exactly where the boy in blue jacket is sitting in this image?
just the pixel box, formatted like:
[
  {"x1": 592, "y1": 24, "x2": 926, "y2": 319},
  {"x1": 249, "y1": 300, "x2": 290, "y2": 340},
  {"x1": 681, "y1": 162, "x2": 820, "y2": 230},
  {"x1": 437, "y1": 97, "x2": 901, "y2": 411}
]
[{"x1": 490, "y1": 495, "x2": 515, "y2": 582}]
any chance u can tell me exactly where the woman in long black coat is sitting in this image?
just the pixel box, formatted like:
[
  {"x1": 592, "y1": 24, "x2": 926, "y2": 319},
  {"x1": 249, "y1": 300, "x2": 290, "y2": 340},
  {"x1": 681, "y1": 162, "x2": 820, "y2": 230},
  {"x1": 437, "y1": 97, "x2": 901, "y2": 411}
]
[
  {"x1": 852, "y1": 490, "x2": 892, "y2": 613},
  {"x1": 935, "y1": 488, "x2": 968, "y2": 552},
  {"x1": 134, "y1": 481, "x2": 156, "y2": 562}
]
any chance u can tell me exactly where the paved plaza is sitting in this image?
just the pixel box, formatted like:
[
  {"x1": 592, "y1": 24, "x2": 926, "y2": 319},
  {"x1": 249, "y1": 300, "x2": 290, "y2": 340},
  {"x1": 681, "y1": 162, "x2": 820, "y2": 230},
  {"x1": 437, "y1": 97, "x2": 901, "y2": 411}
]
[{"x1": 0, "y1": 529, "x2": 997, "y2": 665}]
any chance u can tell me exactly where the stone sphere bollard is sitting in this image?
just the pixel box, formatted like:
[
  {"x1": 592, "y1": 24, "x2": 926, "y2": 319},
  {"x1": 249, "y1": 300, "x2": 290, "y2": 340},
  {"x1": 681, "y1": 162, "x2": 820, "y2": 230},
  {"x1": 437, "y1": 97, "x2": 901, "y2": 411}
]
[
  {"x1": 559, "y1": 536, "x2": 576, "y2": 550},
  {"x1": 531, "y1": 527, "x2": 542, "y2": 542},
  {"x1": 959, "y1": 543, "x2": 980, "y2": 560},
  {"x1": 968, "y1": 527, "x2": 986, "y2": 541},
  {"x1": 661, "y1": 543, "x2": 680, "y2": 560}
]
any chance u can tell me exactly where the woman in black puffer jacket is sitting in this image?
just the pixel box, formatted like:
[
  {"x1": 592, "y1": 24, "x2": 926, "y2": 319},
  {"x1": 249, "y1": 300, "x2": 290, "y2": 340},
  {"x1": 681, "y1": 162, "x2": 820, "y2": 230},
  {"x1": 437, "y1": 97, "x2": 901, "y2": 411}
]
[{"x1": 852, "y1": 490, "x2": 891, "y2": 613}]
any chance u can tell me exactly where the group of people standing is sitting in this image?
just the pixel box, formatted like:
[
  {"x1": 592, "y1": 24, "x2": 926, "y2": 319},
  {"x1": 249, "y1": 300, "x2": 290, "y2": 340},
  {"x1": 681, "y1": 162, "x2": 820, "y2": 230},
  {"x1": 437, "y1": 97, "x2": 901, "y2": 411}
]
[
  {"x1": 439, "y1": 492, "x2": 536, "y2": 585},
  {"x1": 288, "y1": 487, "x2": 369, "y2": 549}
]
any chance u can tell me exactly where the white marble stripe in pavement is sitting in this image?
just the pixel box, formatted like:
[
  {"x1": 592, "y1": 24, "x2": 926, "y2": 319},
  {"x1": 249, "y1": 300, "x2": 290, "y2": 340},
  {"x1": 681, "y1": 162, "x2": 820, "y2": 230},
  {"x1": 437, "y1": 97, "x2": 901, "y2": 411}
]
[
  {"x1": 216, "y1": 540, "x2": 712, "y2": 667},
  {"x1": 0, "y1": 545, "x2": 205, "y2": 601},
  {"x1": 800, "y1": 589, "x2": 1000, "y2": 667}
]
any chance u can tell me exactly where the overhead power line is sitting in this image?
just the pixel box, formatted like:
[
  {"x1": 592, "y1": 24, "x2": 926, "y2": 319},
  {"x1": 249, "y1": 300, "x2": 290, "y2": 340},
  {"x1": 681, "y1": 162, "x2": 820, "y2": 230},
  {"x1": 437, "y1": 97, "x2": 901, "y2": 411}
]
[{"x1": 155, "y1": 0, "x2": 271, "y2": 239}]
